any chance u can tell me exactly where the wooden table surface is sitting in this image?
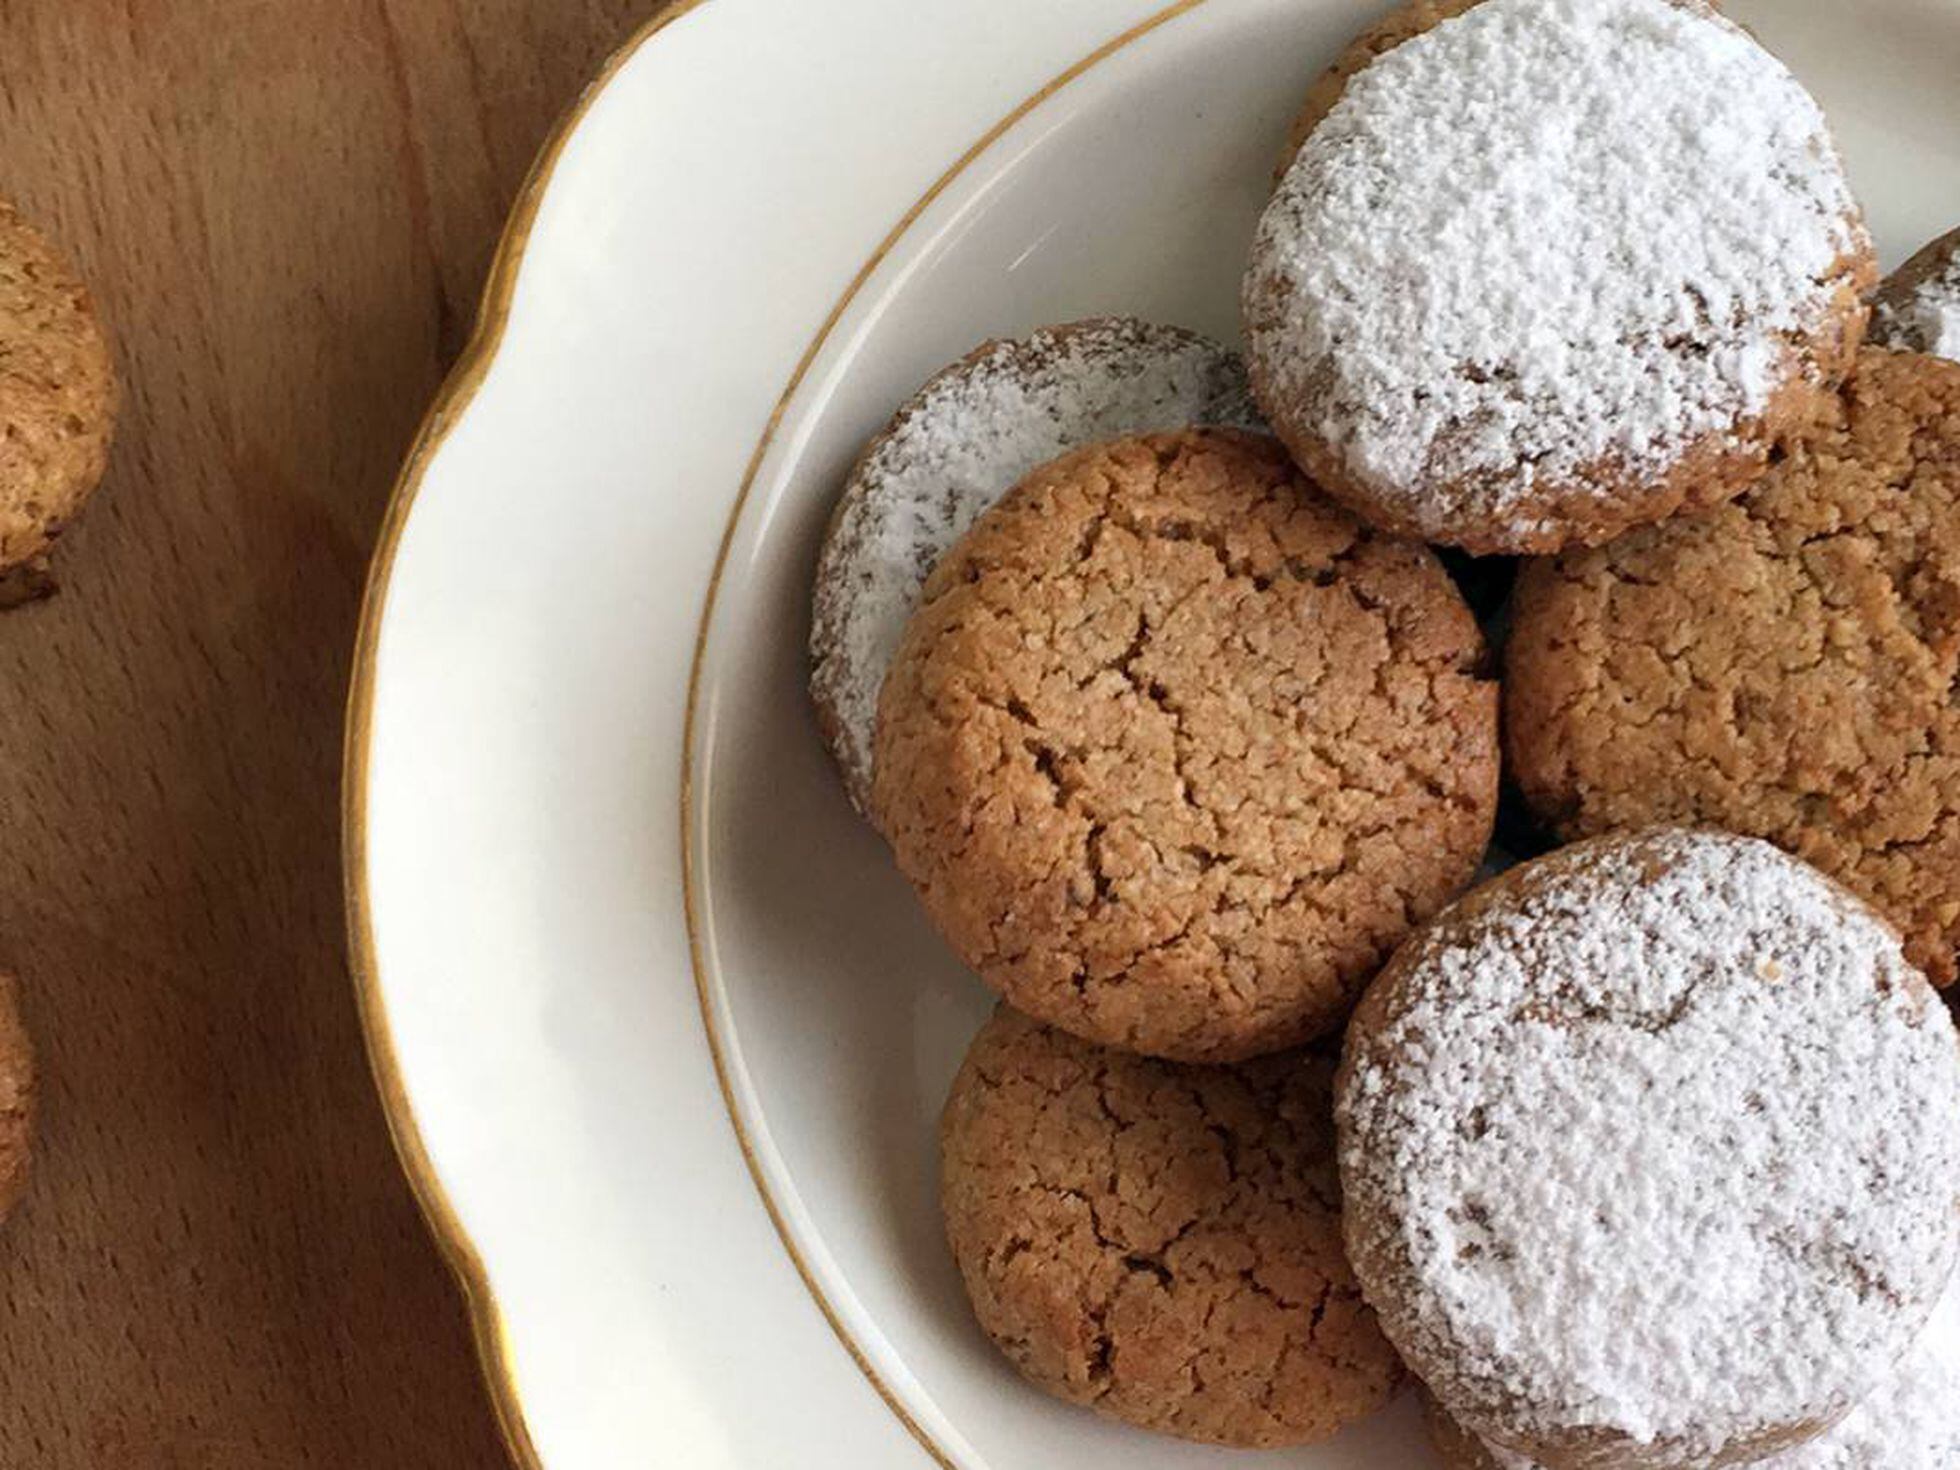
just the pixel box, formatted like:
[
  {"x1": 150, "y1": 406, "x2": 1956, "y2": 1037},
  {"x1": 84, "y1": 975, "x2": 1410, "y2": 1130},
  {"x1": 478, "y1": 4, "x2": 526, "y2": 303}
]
[{"x1": 0, "y1": 4, "x2": 665, "y2": 1462}]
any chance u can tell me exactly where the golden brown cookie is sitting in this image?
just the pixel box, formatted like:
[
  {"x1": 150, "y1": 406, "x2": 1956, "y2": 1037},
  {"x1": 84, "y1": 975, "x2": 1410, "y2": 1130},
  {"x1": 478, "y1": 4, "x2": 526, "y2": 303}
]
[
  {"x1": 0, "y1": 195, "x2": 117, "y2": 580},
  {"x1": 940, "y1": 1006, "x2": 1402, "y2": 1448},
  {"x1": 1245, "y1": 0, "x2": 1873, "y2": 556},
  {"x1": 1873, "y1": 226, "x2": 1960, "y2": 363},
  {"x1": 1338, "y1": 829, "x2": 1960, "y2": 1470},
  {"x1": 1507, "y1": 348, "x2": 1960, "y2": 986},
  {"x1": 0, "y1": 972, "x2": 35, "y2": 1221},
  {"x1": 872, "y1": 429, "x2": 1496, "y2": 1063}
]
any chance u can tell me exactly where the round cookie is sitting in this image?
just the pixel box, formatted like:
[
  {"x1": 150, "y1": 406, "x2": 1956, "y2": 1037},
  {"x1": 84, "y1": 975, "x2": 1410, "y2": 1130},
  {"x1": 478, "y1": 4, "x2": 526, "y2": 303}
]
[
  {"x1": 0, "y1": 972, "x2": 35, "y2": 1220},
  {"x1": 872, "y1": 428, "x2": 1497, "y2": 1063},
  {"x1": 1506, "y1": 348, "x2": 1960, "y2": 987},
  {"x1": 1423, "y1": 1284, "x2": 1960, "y2": 1469},
  {"x1": 1244, "y1": 0, "x2": 1874, "y2": 556},
  {"x1": 939, "y1": 1005, "x2": 1402, "y2": 1448},
  {"x1": 1873, "y1": 226, "x2": 1960, "y2": 363},
  {"x1": 811, "y1": 318, "x2": 1259, "y2": 814},
  {"x1": 1338, "y1": 830, "x2": 1960, "y2": 1469},
  {"x1": 0, "y1": 195, "x2": 117, "y2": 578}
]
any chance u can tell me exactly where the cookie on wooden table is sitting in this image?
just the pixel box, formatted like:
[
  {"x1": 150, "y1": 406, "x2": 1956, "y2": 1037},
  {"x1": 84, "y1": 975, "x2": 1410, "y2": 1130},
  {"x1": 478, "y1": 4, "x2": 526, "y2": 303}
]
[
  {"x1": 1337, "y1": 830, "x2": 1960, "y2": 1470},
  {"x1": 810, "y1": 318, "x2": 1259, "y2": 815},
  {"x1": 1422, "y1": 1282, "x2": 1960, "y2": 1468},
  {"x1": 939, "y1": 1006, "x2": 1401, "y2": 1448},
  {"x1": 1507, "y1": 348, "x2": 1960, "y2": 987},
  {"x1": 0, "y1": 194, "x2": 117, "y2": 593},
  {"x1": 0, "y1": 972, "x2": 35, "y2": 1220},
  {"x1": 1873, "y1": 226, "x2": 1960, "y2": 363},
  {"x1": 872, "y1": 429, "x2": 1497, "y2": 1063},
  {"x1": 1245, "y1": 0, "x2": 1873, "y2": 555}
]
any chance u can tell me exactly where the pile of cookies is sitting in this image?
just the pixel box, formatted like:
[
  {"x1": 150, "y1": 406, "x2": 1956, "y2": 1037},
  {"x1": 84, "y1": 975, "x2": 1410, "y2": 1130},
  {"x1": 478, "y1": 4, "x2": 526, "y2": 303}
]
[{"x1": 808, "y1": 0, "x2": 1960, "y2": 1462}]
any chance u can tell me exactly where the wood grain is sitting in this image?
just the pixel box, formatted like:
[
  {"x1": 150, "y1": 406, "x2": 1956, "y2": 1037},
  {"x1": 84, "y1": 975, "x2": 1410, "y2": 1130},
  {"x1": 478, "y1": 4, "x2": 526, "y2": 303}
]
[{"x1": 0, "y1": 2, "x2": 664, "y2": 1461}]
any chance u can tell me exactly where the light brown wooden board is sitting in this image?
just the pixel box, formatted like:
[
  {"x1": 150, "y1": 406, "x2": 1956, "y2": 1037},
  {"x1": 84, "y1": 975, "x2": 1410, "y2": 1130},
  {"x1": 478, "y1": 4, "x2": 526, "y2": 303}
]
[{"x1": 0, "y1": 2, "x2": 666, "y2": 1462}]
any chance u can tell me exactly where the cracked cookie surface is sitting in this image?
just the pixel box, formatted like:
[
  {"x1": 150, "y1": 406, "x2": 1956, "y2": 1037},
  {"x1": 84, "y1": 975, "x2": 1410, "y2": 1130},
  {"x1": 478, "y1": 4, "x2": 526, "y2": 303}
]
[
  {"x1": 1338, "y1": 830, "x2": 1960, "y2": 1469},
  {"x1": 0, "y1": 195, "x2": 117, "y2": 577},
  {"x1": 871, "y1": 429, "x2": 1497, "y2": 1063},
  {"x1": 1507, "y1": 348, "x2": 1960, "y2": 986},
  {"x1": 939, "y1": 1005, "x2": 1401, "y2": 1447}
]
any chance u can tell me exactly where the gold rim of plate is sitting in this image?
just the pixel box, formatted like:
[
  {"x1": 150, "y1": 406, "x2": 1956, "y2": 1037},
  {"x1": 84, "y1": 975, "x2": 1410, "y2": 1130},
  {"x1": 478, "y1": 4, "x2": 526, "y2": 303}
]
[{"x1": 341, "y1": 2, "x2": 1210, "y2": 1465}]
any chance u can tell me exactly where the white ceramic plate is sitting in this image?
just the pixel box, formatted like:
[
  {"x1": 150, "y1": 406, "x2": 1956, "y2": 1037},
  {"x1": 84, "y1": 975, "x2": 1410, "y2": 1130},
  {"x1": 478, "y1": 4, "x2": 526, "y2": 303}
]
[{"x1": 345, "y1": 1, "x2": 1960, "y2": 1465}]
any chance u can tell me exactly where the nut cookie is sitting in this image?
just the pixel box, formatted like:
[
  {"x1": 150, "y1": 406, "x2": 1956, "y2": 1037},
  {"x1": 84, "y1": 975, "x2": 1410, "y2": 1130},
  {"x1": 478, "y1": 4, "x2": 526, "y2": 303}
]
[
  {"x1": 1246, "y1": 0, "x2": 1873, "y2": 554},
  {"x1": 1507, "y1": 349, "x2": 1960, "y2": 985},
  {"x1": 0, "y1": 195, "x2": 117, "y2": 582},
  {"x1": 941, "y1": 1006, "x2": 1401, "y2": 1447},
  {"x1": 1338, "y1": 830, "x2": 1960, "y2": 1468},
  {"x1": 873, "y1": 429, "x2": 1496, "y2": 1062}
]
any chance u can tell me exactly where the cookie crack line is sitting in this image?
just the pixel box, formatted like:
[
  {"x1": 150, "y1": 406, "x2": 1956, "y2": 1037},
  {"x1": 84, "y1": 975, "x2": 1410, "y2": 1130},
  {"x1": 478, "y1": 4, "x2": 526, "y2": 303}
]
[
  {"x1": 810, "y1": 319, "x2": 1262, "y2": 810},
  {"x1": 942, "y1": 1012, "x2": 1399, "y2": 1446},
  {"x1": 1507, "y1": 349, "x2": 1960, "y2": 982},
  {"x1": 877, "y1": 430, "x2": 1497, "y2": 1060}
]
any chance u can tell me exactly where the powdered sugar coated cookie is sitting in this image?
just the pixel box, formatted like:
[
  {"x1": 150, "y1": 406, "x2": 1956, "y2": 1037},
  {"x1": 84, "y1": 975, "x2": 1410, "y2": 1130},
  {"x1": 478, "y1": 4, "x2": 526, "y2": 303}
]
[
  {"x1": 940, "y1": 1007, "x2": 1402, "y2": 1447},
  {"x1": 1338, "y1": 830, "x2": 1960, "y2": 1468},
  {"x1": 873, "y1": 430, "x2": 1497, "y2": 1063},
  {"x1": 1245, "y1": 0, "x2": 1873, "y2": 554}
]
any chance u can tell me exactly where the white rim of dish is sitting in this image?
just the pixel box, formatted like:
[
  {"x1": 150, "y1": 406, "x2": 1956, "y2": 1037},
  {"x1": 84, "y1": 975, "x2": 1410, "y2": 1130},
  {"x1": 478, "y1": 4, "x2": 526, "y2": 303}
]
[{"x1": 342, "y1": 2, "x2": 1212, "y2": 1464}]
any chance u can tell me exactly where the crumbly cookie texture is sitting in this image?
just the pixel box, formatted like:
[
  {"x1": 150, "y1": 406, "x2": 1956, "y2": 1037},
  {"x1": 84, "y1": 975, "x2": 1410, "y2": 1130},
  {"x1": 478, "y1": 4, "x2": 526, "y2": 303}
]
[
  {"x1": 0, "y1": 972, "x2": 34, "y2": 1220},
  {"x1": 1507, "y1": 348, "x2": 1960, "y2": 986},
  {"x1": 1874, "y1": 226, "x2": 1960, "y2": 363},
  {"x1": 872, "y1": 429, "x2": 1497, "y2": 1063},
  {"x1": 1424, "y1": 1284, "x2": 1960, "y2": 1469},
  {"x1": 1338, "y1": 830, "x2": 1960, "y2": 1470},
  {"x1": 940, "y1": 1006, "x2": 1402, "y2": 1448},
  {"x1": 810, "y1": 318, "x2": 1259, "y2": 814},
  {"x1": 0, "y1": 195, "x2": 117, "y2": 577},
  {"x1": 1244, "y1": 0, "x2": 1873, "y2": 555}
]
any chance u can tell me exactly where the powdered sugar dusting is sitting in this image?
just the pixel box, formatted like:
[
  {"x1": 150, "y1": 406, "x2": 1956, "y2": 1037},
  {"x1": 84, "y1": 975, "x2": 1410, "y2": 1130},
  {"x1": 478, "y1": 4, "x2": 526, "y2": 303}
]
[
  {"x1": 1878, "y1": 251, "x2": 1960, "y2": 363},
  {"x1": 810, "y1": 318, "x2": 1259, "y2": 811},
  {"x1": 1340, "y1": 830, "x2": 1960, "y2": 1461},
  {"x1": 1463, "y1": 1285, "x2": 1960, "y2": 1468},
  {"x1": 1246, "y1": 0, "x2": 1865, "y2": 539}
]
